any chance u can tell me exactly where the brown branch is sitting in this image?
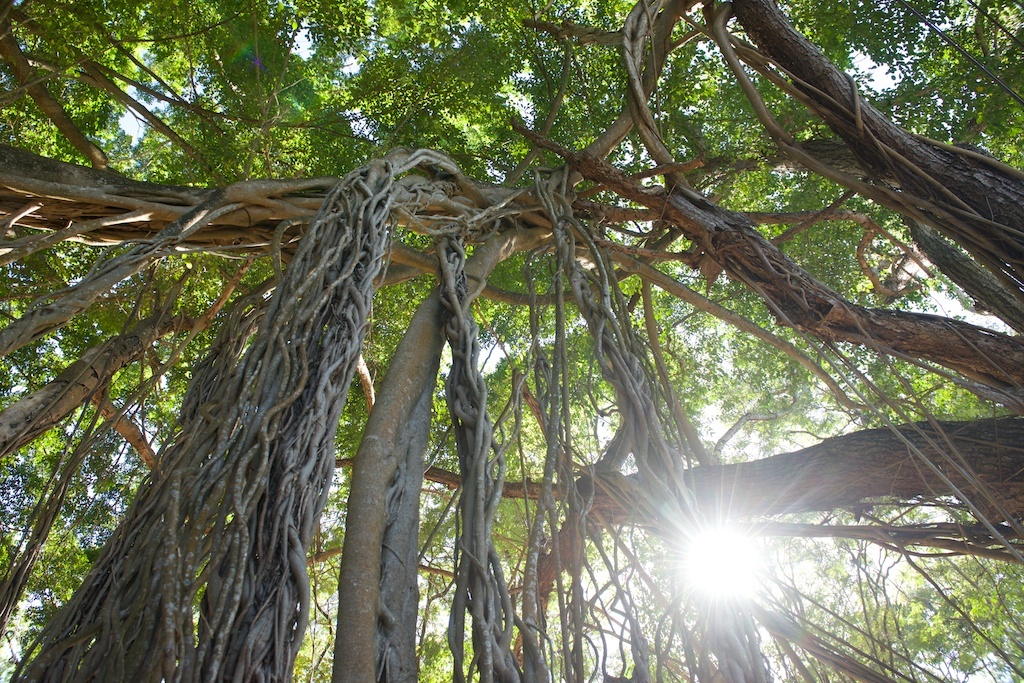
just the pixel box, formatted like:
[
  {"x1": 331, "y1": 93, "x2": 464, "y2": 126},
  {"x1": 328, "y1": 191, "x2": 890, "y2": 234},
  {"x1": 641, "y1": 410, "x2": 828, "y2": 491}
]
[
  {"x1": 590, "y1": 418, "x2": 1024, "y2": 524},
  {"x1": 0, "y1": 259, "x2": 245, "y2": 461},
  {"x1": 572, "y1": 199, "x2": 661, "y2": 223},
  {"x1": 345, "y1": 416, "x2": 1024, "y2": 557},
  {"x1": 523, "y1": 18, "x2": 621, "y2": 45},
  {"x1": 0, "y1": 19, "x2": 108, "y2": 169},
  {"x1": 355, "y1": 354, "x2": 375, "y2": 410},
  {"x1": 731, "y1": 0, "x2": 1024, "y2": 303},
  {"x1": 514, "y1": 124, "x2": 1024, "y2": 398},
  {"x1": 91, "y1": 397, "x2": 155, "y2": 468},
  {"x1": 78, "y1": 60, "x2": 217, "y2": 179},
  {"x1": 0, "y1": 313, "x2": 191, "y2": 460}
]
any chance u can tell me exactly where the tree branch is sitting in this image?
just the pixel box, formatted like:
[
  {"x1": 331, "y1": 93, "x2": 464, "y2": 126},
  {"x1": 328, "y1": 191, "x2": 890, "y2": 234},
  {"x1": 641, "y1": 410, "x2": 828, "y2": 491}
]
[
  {"x1": 516, "y1": 126, "x2": 1024, "y2": 398},
  {"x1": 0, "y1": 19, "x2": 108, "y2": 169}
]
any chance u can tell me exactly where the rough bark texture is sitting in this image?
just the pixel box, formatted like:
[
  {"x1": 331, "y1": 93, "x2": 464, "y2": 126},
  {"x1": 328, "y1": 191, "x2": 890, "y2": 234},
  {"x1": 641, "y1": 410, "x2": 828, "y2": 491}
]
[
  {"x1": 373, "y1": 418, "x2": 1024, "y2": 524},
  {"x1": 551, "y1": 142, "x2": 1024, "y2": 394},
  {"x1": 589, "y1": 418, "x2": 1024, "y2": 522},
  {"x1": 733, "y1": 0, "x2": 1024, "y2": 297},
  {"x1": 0, "y1": 143, "x2": 324, "y2": 250},
  {"x1": 16, "y1": 158, "x2": 395, "y2": 683},
  {"x1": 908, "y1": 219, "x2": 1024, "y2": 334},
  {"x1": 687, "y1": 417, "x2": 1024, "y2": 517}
]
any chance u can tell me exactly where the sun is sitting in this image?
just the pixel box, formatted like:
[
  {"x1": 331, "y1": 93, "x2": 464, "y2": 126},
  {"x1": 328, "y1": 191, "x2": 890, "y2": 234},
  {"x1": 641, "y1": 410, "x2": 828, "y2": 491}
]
[{"x1": 681, "y1": 525, "x2": 764, "y2": 599}]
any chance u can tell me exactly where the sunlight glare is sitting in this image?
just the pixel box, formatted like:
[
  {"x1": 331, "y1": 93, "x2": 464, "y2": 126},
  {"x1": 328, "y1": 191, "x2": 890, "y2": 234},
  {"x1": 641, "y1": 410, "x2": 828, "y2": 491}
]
[{"x1": 682, "y1": 526, "x2": 763, "y2": 599}]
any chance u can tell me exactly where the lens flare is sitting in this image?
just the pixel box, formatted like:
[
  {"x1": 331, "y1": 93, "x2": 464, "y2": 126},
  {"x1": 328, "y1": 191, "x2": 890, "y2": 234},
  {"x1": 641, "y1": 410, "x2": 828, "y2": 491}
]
[{"x1": 682, "y1": 526, "x2": 763, "y2": 599}]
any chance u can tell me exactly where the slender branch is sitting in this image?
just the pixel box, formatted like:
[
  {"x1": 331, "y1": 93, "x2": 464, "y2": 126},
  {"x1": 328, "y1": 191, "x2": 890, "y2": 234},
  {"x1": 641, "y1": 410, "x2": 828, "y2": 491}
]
[
  {"x1": 91, "y1": 397, "x2": 155, "y2": 468},
  {"x1": 0, "y1": 18, "x2": 108, "y2": 169}
]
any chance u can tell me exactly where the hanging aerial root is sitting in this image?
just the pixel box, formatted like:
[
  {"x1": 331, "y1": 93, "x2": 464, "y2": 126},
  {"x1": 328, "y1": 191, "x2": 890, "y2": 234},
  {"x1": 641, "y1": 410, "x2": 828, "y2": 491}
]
[
  {"x1": 439, "y1": 233, "x2": 523, "y2": 683},
  {"x1": 535, "y1": 168, "x2": 775, "y2": 683}
]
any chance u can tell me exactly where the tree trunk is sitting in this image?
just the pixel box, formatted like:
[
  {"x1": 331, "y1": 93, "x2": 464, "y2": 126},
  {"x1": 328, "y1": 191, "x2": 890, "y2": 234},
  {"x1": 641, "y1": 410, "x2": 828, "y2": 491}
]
[
  {"x1": 15, "y1": 160, "x2": 393, "y2": 683},
  {"x1": 333, "y1": 291, "x2": 445, "y2": 683}
]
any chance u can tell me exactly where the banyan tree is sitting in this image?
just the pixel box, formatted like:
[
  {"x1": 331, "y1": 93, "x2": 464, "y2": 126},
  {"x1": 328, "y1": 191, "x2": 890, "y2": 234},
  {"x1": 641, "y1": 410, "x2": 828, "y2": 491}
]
[{"x1": 1, "y1": 0, "x2": 1023, "y2": 680}]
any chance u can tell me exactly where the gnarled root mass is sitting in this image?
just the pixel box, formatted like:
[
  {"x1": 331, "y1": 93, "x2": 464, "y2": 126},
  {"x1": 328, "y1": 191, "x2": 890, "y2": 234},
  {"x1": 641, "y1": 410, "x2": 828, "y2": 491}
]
[{"x1": 14, "y1": 156, "x2": 405, "y2": 682}]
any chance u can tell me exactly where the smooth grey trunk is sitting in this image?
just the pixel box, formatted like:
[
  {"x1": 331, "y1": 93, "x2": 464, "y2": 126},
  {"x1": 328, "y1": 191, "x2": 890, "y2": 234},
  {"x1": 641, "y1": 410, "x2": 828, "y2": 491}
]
[
  {"x1": 377, "y1": 328, "x2": 441, "y2": 682},
  {"x1": 333, "y1": 290, "x2": 444, "y2": 683}
]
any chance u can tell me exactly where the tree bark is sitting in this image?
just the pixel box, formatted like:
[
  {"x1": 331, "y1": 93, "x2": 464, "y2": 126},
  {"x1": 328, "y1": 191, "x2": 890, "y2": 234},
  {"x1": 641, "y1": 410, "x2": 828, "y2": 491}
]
[
  {"x1": 732, "y1": 0, "x2": 1024, "y2": 300},
  {"x1": 528, "y1": 135, "x2": 1024, "y2": 399},
  {"x1": 333, "y1": 290, "x2": 445, "y2": 683},
  {"x1": 0, "y1": 21, "x2": 109, "y2": 169},
  {"x1": 333, "y1": 227, "x2": 544, "y2": 683},
  {"x1": 907, "y1": 219, "x2": 1024, "y2": 334},
  {"x1": 15, "y1": 159, "x2": 392, "y2": 683},
  {"x1": 588, "y1": 418, "x2": 1024, "y2": 522},
  {"x1": 355, "y1": 418, "x2": 1024, "y2": 524},
  {"x1": 0, "y1": 143, "x2": 325, "y2": 252}
]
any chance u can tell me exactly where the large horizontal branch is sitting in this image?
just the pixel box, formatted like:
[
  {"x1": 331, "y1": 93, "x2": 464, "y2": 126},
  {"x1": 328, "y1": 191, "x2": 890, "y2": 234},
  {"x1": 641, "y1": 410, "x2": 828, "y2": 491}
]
[
  {"x1": 516, "y1": 127, "x2": 1024, "y2": 397},
  {"x1": 588, "y1": 418, "x2": 1024, "y2": 523},
  {"x1": 344, "y1": 417, "x2": 1024, "y2": 553},
  {"x1": 523, "y1": 18, "x2": 621, "y2": 45},
  {"x1": 0, "y1": 144, "x2": 326, "y2": 248},
  {"x1": 0, "y1": 145, "x2": 543, "y2": 252}
]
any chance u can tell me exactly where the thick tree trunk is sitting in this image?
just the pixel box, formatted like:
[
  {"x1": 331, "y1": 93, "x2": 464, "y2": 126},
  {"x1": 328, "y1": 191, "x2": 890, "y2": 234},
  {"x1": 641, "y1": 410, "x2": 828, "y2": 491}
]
[
  {"x1": 732, "y1": 0, "x2": 1024, "y2": 299},
  {"x1": 333, "y1": 292, "x2": 445, "y2": 683},
  {"x1": 15, "y1": 160, "x2": 394, "y2": 683},
  {"x1": 589, "y1": 418, "x2": 1024, "y2": 522}
]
